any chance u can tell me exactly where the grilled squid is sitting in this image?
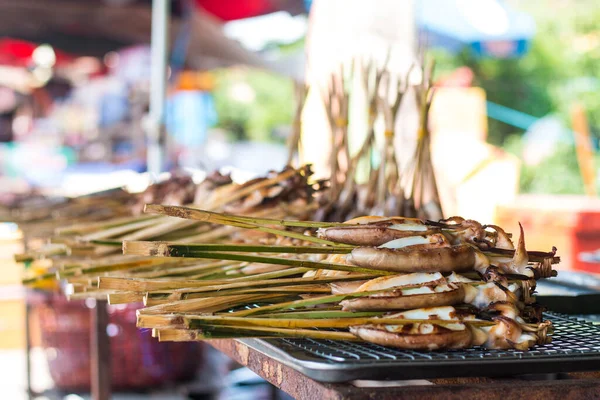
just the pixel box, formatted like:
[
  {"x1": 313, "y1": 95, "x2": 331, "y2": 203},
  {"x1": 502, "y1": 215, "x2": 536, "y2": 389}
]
[
  {"x1": 486, "y1": 224, "x2": 532, "y2": 277},
  {"x1": 483, "y1": 224, "x2": 514, "y2": 250},
  {"x1": 349, "y1": 305, "x2": 551, "y2": 350},
  {"x1": 303, "y1": 254, "x2": 358, "y2": 279},
  {"x1": 350, "y1": 306, "x2": 485, "y2": 350},
  {"x1": 317, "y1": 216, "x2": 437, "y2": 247},
  {"x1": 350, "y1": 321, "x2": 475, "y2": 350},
  {"x1": 436, "y1": 217, "x2": 486, "y2": 246},
  {"x1": 304, "y1": 253, "x2": 368, "y2": 292},
  {"x1": 341, "y1": 273, "x2": 465, "y2": 311},
  {"x1": 475, "y1": 302, "x2": 552, "y2": 350},
  {"x1": 330, "y1": 280, "x2": 368, "y2": 294},
  {"x1": 463, "y1": 281, "x2": 521, "y2": 309},
  {"x1": 340, "y1": 272, "x2": 531, "y2": 312},
  {"x1": 348, "y1": 244, "x2": 484, "y2": 273}
]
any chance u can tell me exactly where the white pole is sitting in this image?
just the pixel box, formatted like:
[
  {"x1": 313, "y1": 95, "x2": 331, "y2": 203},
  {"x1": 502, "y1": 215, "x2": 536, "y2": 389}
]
[{"x1": 148, "y1": 0, "x2": 170, "y2": 177}]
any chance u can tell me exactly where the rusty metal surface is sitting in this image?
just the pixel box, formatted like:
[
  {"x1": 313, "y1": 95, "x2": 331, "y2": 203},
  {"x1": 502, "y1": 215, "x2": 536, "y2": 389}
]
[{"x1": 208, "y1": 339, "x2": 600, "y2": 400}]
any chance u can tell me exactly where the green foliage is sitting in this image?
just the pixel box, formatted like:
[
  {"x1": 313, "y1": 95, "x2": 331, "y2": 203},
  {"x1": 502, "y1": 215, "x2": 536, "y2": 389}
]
[
  {"x1": 432, "y1": 43, "x2": 557, "y2": 146},
  {"x1": 433, "y1": 0, "x2": 600, "y2": 145},
  {"x1": 519, "y1": 145, "x2": 586, "y2": 195},
  {"x1": 212, "y1": 68, "x2": 294, "y2": 143},
  {"x1": 504, "y1": 134, "x2": 586, "y2": 194},
  {"x1": 433, "y1": 0, "x2": 600, "y2": 194}
]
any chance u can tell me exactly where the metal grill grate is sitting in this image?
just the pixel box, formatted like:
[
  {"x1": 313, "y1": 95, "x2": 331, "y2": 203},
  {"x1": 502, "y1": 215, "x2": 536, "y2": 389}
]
[{"x1": 242, "y1": 312, "x2": 600, "y2": 382}]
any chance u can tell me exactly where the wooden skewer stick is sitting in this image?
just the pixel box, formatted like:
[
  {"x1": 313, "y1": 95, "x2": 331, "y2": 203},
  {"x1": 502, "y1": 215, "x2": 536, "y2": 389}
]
[{"x1": 123, "y1": 240, "x2": 393, "y2": 276}]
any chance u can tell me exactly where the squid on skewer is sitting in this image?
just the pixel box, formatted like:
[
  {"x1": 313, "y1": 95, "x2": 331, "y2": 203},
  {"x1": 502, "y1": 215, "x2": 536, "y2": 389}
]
[
  {"x1": 349, "y1": 305, "x2": 552, "y2": 350},
  {"x1": 338, "y1": 272, "x2": 532, "y2": 312}
]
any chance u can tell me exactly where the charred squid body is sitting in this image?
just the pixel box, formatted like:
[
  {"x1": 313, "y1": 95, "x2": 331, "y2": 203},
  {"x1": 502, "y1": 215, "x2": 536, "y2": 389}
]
[
  {"x1": 350, "y1": 322, "x2": 475, "y2": 350},
  {"x1": 350, "y1": 306, "x2": 486, "y2": 350},
  {"x1": 342, "y1": 285, "x2": 465, "y2": 311},
  {"x1": 348, "y1": 244, "x2": 482, "y2": 273},
  {"x1": 350, "y1": 321, "x2": 549, "y2": 350},
  {"x1": 317, "y1": 216, "x2": 437, "y2": 246},
  {"x1": 340, "y1": 271, "x2": 529, "y2": 312},
  {"x1": 340, "y1": 273, "x2": 466, "y2": 311},
  {"x1": 349, "y1": 304, "x2": 551, "y2": 350}
]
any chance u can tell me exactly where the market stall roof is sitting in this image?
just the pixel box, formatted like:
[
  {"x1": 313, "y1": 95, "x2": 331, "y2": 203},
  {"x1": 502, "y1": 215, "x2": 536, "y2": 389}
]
[
  {"x1": 194, "y1": 0, "x2": 305, "y2": 21},
  {"x1": 0, "y1": 0, "x2": 267, "y2": 69},
  {"x1": 0, "y1": 38, "x2": 74, "y2": 68},
  {"x1": 417, "y1": 0, "x2": 535, "y2": 57}
]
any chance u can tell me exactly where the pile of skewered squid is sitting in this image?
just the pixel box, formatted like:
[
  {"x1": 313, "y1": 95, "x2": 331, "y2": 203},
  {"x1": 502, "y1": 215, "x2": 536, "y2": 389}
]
[
  {"x1": 91, "y1": 205, "x2": 558, "y2": 351},
  {"x1": 313, "y1": 216, "x2": 554, "y2": 350},
  {"x1": 18, "y1": 165, "x2": 324, "y2": 289}
]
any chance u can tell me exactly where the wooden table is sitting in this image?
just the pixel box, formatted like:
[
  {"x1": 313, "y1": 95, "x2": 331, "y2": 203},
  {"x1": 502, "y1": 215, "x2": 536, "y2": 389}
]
[{"x1": 209, "y1": 339, "x2": 600, "y2": 400}]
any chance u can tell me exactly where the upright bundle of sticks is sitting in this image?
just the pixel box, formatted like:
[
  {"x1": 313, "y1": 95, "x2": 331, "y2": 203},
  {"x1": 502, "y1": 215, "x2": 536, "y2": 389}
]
[{"x1": 303, "y1": 56, "x2": 443, "y2": 222}]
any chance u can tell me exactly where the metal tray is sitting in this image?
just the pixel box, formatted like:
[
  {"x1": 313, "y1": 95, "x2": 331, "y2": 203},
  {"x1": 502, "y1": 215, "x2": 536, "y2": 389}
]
[
  {"x1": 240, "y1": 312, "x2": 600, "y2": 383},
  {"x1": 536, "y1": 272, "x2": 600, "y2": 314}
]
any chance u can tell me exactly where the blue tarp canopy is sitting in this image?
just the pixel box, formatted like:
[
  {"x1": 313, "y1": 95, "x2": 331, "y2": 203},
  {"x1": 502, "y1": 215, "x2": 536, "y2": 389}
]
[{"x1": 417, "y1": 0, "x2": 535, "y2": 57}]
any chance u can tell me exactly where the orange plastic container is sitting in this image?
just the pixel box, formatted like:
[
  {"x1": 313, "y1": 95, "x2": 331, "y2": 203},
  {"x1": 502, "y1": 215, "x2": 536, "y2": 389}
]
[{"x1": 495, "y1": 195, "x2": 600, "y2": 274}]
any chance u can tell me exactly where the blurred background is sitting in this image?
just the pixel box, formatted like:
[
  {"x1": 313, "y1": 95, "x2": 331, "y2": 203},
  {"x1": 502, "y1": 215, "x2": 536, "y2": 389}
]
[{"x1": 1, "y1": 0, "x2": 600, "y2": 398}]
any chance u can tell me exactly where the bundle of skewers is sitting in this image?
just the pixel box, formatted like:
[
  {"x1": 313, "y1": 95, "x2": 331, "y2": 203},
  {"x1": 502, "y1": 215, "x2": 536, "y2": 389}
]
[
  {"x1": 19, "y1": 165, "x2": 324, "y2": 290},
  {"x1": 307, "y1": 56, "x2": 443, "y2": 222},
  {"x1": 1, "y1": 173, "x2": 200, "y2": 243},
  {"x1": 85, "y1": 204, "x2": 558, "y2": 351}
]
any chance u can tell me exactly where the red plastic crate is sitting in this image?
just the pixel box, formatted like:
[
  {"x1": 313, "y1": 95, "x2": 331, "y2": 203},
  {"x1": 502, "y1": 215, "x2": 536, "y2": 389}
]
[
  {"x1": 28, "y1": 290, "x2": 204, "y2": 391},
  {"x1": 495, "y1": 194, "x2": 600, "y2": 274}
]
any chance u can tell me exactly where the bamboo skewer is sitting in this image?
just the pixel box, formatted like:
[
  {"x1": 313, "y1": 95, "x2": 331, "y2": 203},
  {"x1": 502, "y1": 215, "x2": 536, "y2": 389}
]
[
  {"x1": 184, "y1": 315, "x2": 495, "y2": 329},
  {"x1": 98, "y1": 273, "x2": 374, "y2": 292},
  {"x1": 228, "y1": 290, "x2": 398, "y2": 317},
  {"x1": 137, "y1": 312, "x2": 495, "y2": 330},
  {"x1": 56, "y1": 214, "x2": 159, "y2": 236},
  {"x1": 144, "y1": 285, "x2": 332, "y2": 305},
  {"x1": 149, "y1": 208, "x2": 347, "y2": 228},
  {"x1": 123, "y1": 241, "x2": 393, "y2": 276},
  {"x1": 156, "y1": 327, "x2": 361, "y2": 342},
  {"x1": 126, "y1": 261, "x2": 243, "y2": 279},
  {"x1": 260, "y1": 310, "x2": 379, "y2": 319},
  {"x1": 79, "y1": 217, "x2": 161, "y2": 241},
  {"x1": 138, "y1": 293, "x2": 294, "y2": 315},
  {"x1": 124, "y1": 242, "x2": 352, "y2": 255},
  {"x1": 144, "y1": 204, "x2": 351, "y2": 247}
]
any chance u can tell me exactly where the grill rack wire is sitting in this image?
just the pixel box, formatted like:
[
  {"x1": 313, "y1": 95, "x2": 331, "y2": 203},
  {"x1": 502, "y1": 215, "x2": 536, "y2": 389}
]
[
  {"x1": 240, "y1": 312, "x2": 600, "y2": 382},
  {"x1": 279, "y1": 313, "x2": 600, "y2": 363}
]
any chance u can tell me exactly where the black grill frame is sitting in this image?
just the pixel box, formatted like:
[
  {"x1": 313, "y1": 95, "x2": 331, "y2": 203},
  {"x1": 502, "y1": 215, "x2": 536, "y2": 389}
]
[{"x1": 240, "y1": 312, "x2": 600, "y2": 382}]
